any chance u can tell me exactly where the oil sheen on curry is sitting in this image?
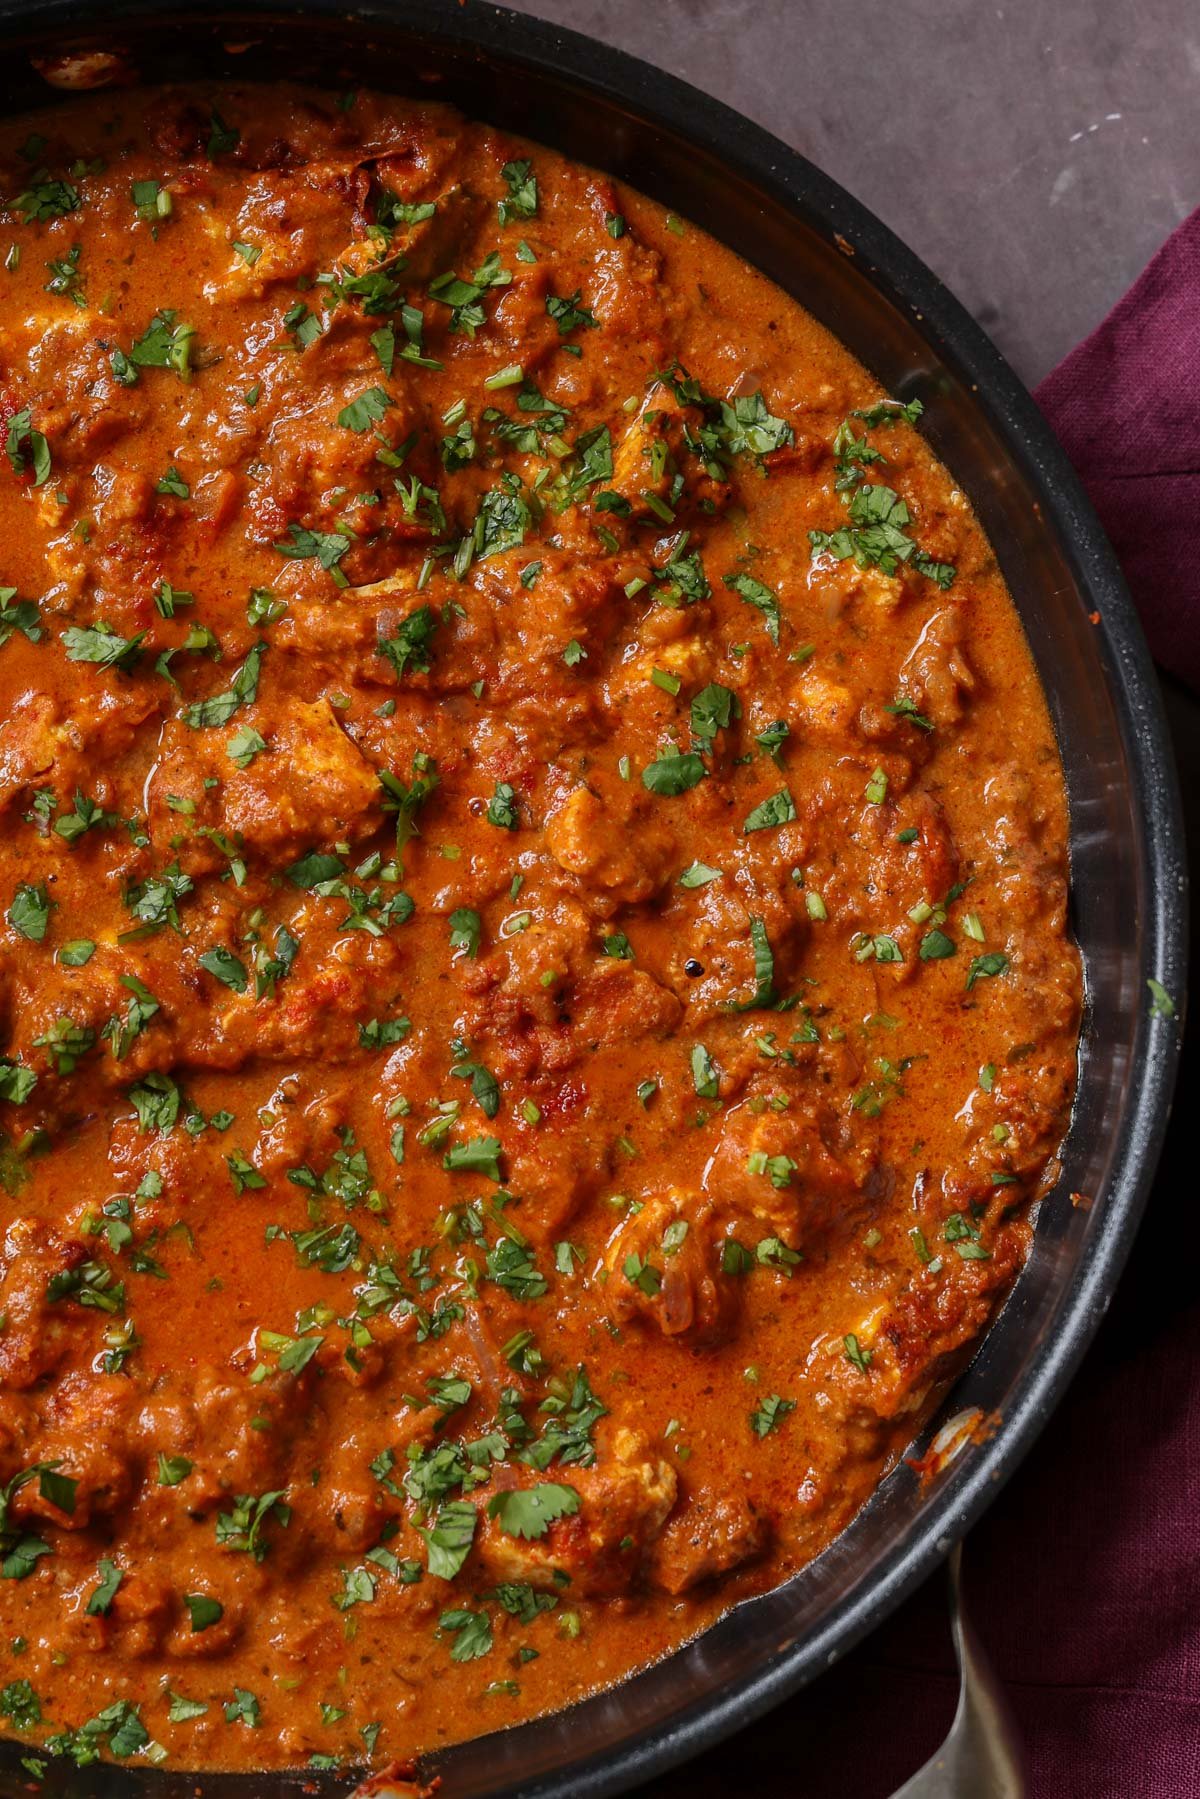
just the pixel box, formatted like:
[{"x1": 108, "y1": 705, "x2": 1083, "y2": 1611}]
[{"x1": 0, "y1": 82, "x2": 1080, "y2": 1778}]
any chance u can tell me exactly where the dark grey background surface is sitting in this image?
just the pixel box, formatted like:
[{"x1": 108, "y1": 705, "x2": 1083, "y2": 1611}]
[
  {"x1": 496, "y1": 3, "x2": 1198, "y2": 1794},
  {"x1": 507, "y1": 0, "x2": 1200, "y2": 385}
]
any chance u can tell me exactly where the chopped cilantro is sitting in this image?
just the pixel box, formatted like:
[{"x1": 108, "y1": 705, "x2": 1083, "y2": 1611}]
[
  {"x1": 487, "y1": 1482, "x2": 580, "y2": 1540},
  {"x1": 63, "y1": 621, "x2": 144, "y2": 672},
  {"x1": 743, "y1": 788, "x2": 796, "y2": 832},
  {"x1": 966, "y1": 952, "x2": 1009, "y2": 990},
  {"x1": 439, "y1": 1607, "x2": 493, "y2": 1662},
  {"x1": 182, "y1": 643, "x2": 264, "y2": 728},
  {"x1": 749, "y1": 1393, "x2": 795, "y2": 1437},
  {"x1": 723, "y1": 571, "x2": 781, "y2": 644},
  {"x1": 546, "y1": 289, "x2": 599, "y2": 334},
  {"x1": 498, "y1": 159, "x2": 538, "y2": 225},
  {"x1": 642, "y1": 749, "x2": 705, "y2": 796},
  {"x1": 486, "y1": 781, "x2": 520, "y2": 829}
]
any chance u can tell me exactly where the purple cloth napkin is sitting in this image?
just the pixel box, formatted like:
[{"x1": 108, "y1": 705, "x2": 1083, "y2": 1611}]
[
  {"x1": 644, "y1": 217, "x2": 1200, "y2": 1799},
  {"x1": 1036, "y1": 206, "x2": 1200, "y2": 691}
]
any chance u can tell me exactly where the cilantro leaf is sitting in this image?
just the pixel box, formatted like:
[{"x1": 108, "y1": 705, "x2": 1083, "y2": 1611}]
[
  {"x1": 886, "y1": 694, "x2": 935, "y2": 732},
  {"x1": 545, "y1": 289, "x2": 598, "y2": 335},
  {"x1": 498, "y1": 159, "x2": 538, "y2": 225},
  {"x1": 224, "y1": 1687, "x2": 260, "y2": 1727},
  {"x1": 450, "y1": 1044, "x2": 501, "y2": 1118},
  {"x1": 749, "y1": 1393, "x2": 795, "y2": 1438},
  {"x1": 428, "y1": 251, "x2": 511, "y2": 336},
  {"x1": 439, "y1": 1607, "x2": 493, "y2": 1662},
  {"x1": 730, "y1": 916, "x2": 777, "y2": 1011},
  {"x1": 129, "y1": 309, "x2": 196, "y2": 379},
  {"x1": 182, "y1": 643, "x2": 264, "y2": 728},
  {"x1": 679, "y1": 861, "x2": 721, "y2": 888},
  {"x1": 0, "y1": 1060, "x2": 37, "y2": 1105},
  {"x1": 966, "y1": 951, "x2": 1009, "y2": 990},
  {"x1": 156, "y1": 1453, "x2": 192, "y2": 1487},
  {"x1": 5, "y1": 409, "x2": 51, "y2": 486},
  {"x1": 14, "y1": 174, "x2": 79, "y2": 223},
  {"x1": 128, "y1": 1072, "x2": 182, "y2": 1134},
  {"x1": 63, "y1": 622, "x2": 145, "y2": 672},
  {"x1": 358, "y1": 1015, "x2": 411, "y2": 1050},
  {"x1": 215, "y1": 1490, "x2": 289, "y2": 1562},
  {"x1": 485, "y1": 1236, "x2": 547, "y2": 1300},
  {"x1": 274, "y1": 524, "x2": 351, "y2": 585},
  {"x1": 416, "y1": 1497, "x2": 477, "y2": 1579},
  {"x1": 1148, "y1": 977, "x2": 1176, "y2": 1020},
  {"x1": 486, "y1": 1482, "x2": 580, "y2": 1540},
  {"x1": 85, "y1": 1559, "x2": 123, "y2": 1616},
  {"x1": 198, "y1": 947, "x2": 249, "y2": 993},
  {"x1": 226, "y1": 723, "x2": 267, "y2": 768},
  {"x1": 463, "y1": 479, "x2": 531, "y2": 566},
  {"x1": 183, "y1": 1592, "x2": 223, "y2": 1631},
  {"x1": 0, "y1": 1678, "x2": 41, "y2": 1729},
  {"x1": 723, "y1": 571, "x2": 781, "y2": 645},
  {"x1": 448, "y1": 908, "x2": 481, "y2": 958},
  {"x1": 444, "y1": 1136, "x2": 502, "y2": 1181},
  {"x1": 0, "y1": 589, "x2": 41, "y2": 647},
  {"x1": 286, "y1": 851, "x2": 345, "y2": 888},
  {"x1": 338, "y1": 386, "x2": 391, "y2": 432},
  {"x1": 718, "y1": 391, "x2": 793, "y2": 458},
  {"x1": 691, "y1": 1043, "x2": 719, "y2": 1099},
  {"x1": 8, "y1": 883, "x2": 51, "y2": 942},
  {"x1": 743, "y1": 788, "x2": 796, "y2": 832},
  {"x1": 378, "y1": 605, "x2": 439, "y2": 679},
  {"x1": 690, "y1": 682, "x2": 739, "y2": 744},
  {"x1": 486, "y1": 781, "x2": 519, "y2": 829},
  {"x1": 642, "y1": 749, "x2": 705, "y2": 796}
]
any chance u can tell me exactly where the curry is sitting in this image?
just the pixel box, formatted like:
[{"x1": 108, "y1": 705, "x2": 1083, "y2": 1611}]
[{"x1": 0, "y1": 82, "x2": 1081, "y2": 1778}]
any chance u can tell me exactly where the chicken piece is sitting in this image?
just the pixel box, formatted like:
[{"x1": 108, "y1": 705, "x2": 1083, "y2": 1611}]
[
  {"x1": 602, "y1": 1190, "x2": 738, "y2": 1345},
  {"x1": 669, "y1": 868, "x2": 807, "y2": 1021},
  {"x1": 473, "y1": 1425, "x2": 676, "y2": 1597},
  {"x1": 64, "y1": 1567, "x2": 174, "y2": 1660},
  {"x1": 146, "y1": 697, "x2": 382, "y2": 874},
  {"x1": 608, "y1": 390, "x2": 730, "y2": 524},
  {"x1": 460, "y1": 897, "x2": 683, "y2": 1080},
  {"x1": 361, "y1": 180, "x2": 480, "y2": 283},
  {"x1": 195, "y1": 921, "x2": 408, "y2": 1072},
  {"x1": 558, "y1": 960, "x2": 683, "y2": 1060},
  {"x1": 545, "y1": 781, "x2": 678, "y2": 905},
  {"x1": 648, "y1": 1487, "x2": 769, "y2": 1595},
  {"x1": 0, "y1": 691, "x2": 60, "y2": 813},
  {"x1": 795, "y1": 668, "x2": 859, "y2": 738},
  {"x1": 9, "y1": 1371, "x2": 138, "y2": 1527},
  {"x1": 226, "y1": 165, "x2": 386, "y2": 289},
  {"x1": 0, "y1": 685, "x2": 160, "y2": 820},
  {"x1": 612, "y1": 627, "x2": 721, "y2": 731},
  {"x1": 704, "y1": 1092, "x2": 874, "y2": 1246},
  {"x1": 810, "y1": 1200, "x2": 1024, "y2": 1435},
  {"x1": 146, "y1": 1370, "x2": 293, "y2": 1513},
  {"x1": 897, "y1": 605, "x2": 977, "y2": 725},
  {"x1": 165, "y1": 1590, "x2": 247, "y2": 1659},
  {"x1": 460, "y1": 553, "x2": 621, "y2": 704},
  {"x1": 979, "y1": 763, "x2": 1045, "y2": 865},
  {"x1": 0, "y1": 1218, "x2": 92, "y2": 1390},
  {"x1": 499, "y1": 1076, "x2": 618, "y2": 1241},
  {"x1": 305, "y1": 1428, "x2": 397, "y2": 1555}
]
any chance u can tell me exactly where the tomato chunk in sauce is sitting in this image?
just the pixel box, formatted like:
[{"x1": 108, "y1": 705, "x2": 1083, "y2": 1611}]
[{"x1": 0, "y1": 84, "x2": 1080, "y2": 1775}]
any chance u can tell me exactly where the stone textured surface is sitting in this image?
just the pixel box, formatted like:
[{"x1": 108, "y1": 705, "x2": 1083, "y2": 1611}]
[{"x1": 504, "y1": 0, "x2": 1200, "y2": 383}]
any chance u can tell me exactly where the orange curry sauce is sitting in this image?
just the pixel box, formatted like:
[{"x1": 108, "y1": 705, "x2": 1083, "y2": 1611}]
[{"x1": 0, "y1": 84, "x2": 1080, "y2": 1776}]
